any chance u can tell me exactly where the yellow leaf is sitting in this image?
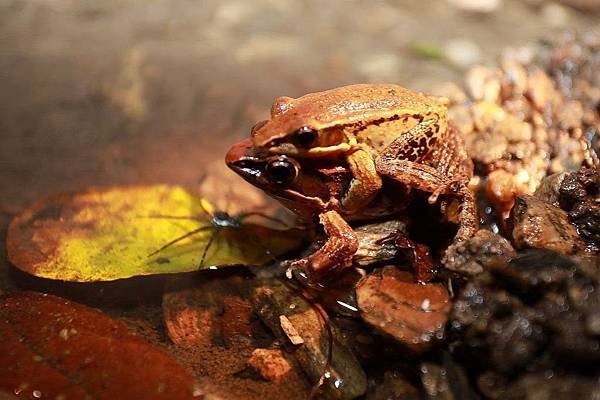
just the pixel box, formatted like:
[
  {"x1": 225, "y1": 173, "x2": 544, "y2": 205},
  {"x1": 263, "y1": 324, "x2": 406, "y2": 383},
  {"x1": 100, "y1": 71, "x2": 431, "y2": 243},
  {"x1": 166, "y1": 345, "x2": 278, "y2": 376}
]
[{"x1": 7, "y1": 185, "x2": 305, "y2": 282}]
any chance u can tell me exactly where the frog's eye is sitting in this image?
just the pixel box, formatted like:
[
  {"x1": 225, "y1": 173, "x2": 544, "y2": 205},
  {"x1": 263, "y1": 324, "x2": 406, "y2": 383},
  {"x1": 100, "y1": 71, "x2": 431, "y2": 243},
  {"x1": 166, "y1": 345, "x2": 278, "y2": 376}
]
[
  {"x1": 293, "y1": 126, "x2": 318, "y2": 148},
  {"x1": 265, "y1": 156, "x2": 299, "y2": 185}
]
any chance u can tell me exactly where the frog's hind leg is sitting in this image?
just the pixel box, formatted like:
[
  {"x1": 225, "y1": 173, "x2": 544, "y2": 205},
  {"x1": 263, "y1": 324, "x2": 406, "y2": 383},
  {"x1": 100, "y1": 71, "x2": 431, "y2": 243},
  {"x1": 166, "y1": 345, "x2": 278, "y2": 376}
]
[
  {"x1": 375, "y1": 121, "x2": 477, "y2": 255},
  {"x1": 375, "y1": 158, "x2": 477, "y2": 243}
]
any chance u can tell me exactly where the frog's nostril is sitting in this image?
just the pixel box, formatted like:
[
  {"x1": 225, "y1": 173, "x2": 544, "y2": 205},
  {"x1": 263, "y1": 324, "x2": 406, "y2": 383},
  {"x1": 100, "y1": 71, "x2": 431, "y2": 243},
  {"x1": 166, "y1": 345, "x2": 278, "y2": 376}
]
[{"x1": 225, "y1": 139, "x2": 255, "y2": 165}]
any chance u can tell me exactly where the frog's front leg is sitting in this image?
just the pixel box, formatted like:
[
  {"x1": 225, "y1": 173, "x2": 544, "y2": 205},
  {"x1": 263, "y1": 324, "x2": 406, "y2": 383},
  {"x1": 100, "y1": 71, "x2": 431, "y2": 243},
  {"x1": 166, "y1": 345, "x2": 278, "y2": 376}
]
[
  {"x1": 290, "y1": 210, "x2": 359, "y2": 279},
  {"x1": 341, "y1": 148, "x2": 382, "y2": 213}
]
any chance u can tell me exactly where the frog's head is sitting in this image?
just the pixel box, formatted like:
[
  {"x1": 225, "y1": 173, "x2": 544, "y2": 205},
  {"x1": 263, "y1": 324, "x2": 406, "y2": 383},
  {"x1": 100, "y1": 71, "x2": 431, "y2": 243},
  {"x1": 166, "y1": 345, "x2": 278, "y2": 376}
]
[{"x1": 226, "y1": 138, "x2": 345, "y2": 219}]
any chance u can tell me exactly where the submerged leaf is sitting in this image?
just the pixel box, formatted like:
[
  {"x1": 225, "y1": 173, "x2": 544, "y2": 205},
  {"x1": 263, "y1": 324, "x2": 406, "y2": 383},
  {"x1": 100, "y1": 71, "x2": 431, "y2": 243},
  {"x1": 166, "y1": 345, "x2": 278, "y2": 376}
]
[
  {"x1": 7, "y1": 185, "x2": 305, "y2": 282},
  {"x1": 0, "y1": 291, "x2": 201, "y2": 399}
]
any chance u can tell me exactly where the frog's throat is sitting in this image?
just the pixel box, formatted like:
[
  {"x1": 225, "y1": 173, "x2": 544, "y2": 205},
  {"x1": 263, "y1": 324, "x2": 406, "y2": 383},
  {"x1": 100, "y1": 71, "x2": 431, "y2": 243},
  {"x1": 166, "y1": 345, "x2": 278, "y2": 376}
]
[{"x1": 267, "y1": 137, "x2": 357, "y2": 157}]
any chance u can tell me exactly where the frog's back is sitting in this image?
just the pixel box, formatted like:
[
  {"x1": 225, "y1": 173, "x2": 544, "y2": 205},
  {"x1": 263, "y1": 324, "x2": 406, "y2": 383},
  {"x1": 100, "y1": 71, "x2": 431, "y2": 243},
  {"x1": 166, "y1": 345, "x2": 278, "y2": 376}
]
[{"x1": 253, "y1": 83, "x2": 444, "y2": 147}]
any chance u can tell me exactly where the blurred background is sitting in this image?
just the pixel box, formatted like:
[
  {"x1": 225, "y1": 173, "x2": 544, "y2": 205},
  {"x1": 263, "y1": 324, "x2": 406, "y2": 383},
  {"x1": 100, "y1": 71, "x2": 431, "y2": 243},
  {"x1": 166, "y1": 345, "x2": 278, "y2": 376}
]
[{"x1": 1, "y1": 0, "x2": 599, "y2": 210}]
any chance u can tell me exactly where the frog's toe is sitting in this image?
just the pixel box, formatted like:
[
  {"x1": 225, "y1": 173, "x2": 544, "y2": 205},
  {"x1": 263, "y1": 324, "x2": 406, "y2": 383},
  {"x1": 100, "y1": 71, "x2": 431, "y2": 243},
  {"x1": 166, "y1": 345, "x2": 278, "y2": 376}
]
[{"x1": 281, "y1": 258, "x2": 310, "y2": 280}]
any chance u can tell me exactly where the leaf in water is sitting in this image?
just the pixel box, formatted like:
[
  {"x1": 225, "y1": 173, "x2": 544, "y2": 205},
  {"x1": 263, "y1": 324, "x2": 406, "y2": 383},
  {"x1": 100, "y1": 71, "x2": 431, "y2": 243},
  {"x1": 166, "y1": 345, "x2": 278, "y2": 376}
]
[
  {"x1": 0, "y1": 291, "x2": 202, "y2": 399},
  {"x1": 7, "y1": 185, "x2": 305, "y2": 282}
]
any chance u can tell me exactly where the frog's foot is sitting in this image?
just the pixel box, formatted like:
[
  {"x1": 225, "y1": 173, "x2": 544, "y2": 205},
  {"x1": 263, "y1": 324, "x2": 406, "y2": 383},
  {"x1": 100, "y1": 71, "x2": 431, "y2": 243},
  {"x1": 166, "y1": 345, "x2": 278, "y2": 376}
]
[
  {"x1": 394, "y1": 236, "x2": 437, "y2": 283},
  {"x1": 284, "y1": 257, "x2": 346, "y2": 287},
  {"x1": 283, "y1": 258, "x2": 311, "y2": 282},
  {"x1": 427, "y1": 179, "x2": 463, "y2": 204},
  {"x1": 288, "y1": 210, "x2": 359, "y2": 283},
  {"x1": 441, "y1": 189, "x2": 479, "y2": 266}
]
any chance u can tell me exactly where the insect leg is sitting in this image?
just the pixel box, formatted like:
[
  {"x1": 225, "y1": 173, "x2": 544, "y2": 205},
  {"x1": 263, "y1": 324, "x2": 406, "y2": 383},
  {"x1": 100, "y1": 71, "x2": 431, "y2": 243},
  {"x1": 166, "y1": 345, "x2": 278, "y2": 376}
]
[
  {"x1": 148, "y1": 226, "x2": 213, "y2": 257},
  {"x1": 198, "y1": 229, "x2": 219, "y2": 268}
]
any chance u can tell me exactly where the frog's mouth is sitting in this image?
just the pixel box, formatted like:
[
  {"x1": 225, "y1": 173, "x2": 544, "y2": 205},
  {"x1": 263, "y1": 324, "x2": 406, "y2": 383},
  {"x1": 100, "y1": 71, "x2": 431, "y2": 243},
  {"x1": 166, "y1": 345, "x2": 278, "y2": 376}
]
[{"x1": 226, "y1": 139, "x2": 328, "y2": 216}]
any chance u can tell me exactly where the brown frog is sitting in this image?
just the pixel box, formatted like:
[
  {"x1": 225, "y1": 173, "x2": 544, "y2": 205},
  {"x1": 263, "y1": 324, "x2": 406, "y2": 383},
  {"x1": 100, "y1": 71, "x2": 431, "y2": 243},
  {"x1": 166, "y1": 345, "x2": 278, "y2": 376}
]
[{"x1": 226, "y1": 83, "x2": 477, "y2": 280}]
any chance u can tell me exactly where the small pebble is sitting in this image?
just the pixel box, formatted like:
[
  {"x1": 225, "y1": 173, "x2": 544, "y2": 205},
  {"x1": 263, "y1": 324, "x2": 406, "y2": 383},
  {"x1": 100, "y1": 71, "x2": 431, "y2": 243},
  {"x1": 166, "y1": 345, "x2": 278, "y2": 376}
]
[
  {"x1": 446, "y1": 0, "x2": 502, "y2": 13},
  {"x1": 443, "y1": 38, "x2": 482, "y2": 68}
]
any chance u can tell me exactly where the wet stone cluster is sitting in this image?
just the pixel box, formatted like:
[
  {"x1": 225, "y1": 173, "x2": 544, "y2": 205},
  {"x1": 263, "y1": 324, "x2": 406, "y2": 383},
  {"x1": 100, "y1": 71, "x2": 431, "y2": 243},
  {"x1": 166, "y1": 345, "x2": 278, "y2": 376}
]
[
  {"x1": 450, "y1": 249, "x2": 600, "y2": 399},
  {"x1": 439, "y1": 165, "x2": 600, "y2": 399},
  {"x1": 436, "y1": 31, "x2": 600, "y2": 398}
]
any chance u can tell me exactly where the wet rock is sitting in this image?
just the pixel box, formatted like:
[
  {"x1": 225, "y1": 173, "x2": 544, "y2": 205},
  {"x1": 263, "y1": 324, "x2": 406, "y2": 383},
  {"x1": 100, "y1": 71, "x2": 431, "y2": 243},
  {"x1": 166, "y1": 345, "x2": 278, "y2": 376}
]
[
  {"x1": 444, "y1": 229, "x2": 516, "y2": 276},
  {"x1": 533, "y1": 172, "x2": 568, "y2": 206},
  {"x1": 353, "y1": 220, "x2": 407, "y2": 266},
  {"x1": 451, "y1": 248, "x2": 600, "y2": 398},
  {"x1": 499, "y1": 249, "x2": 579, "y2": 294},
  {"x1": 331, "y1": 316, "x2": 380, "y2": 363},
  {"x1": 486, "y1": 169, "x2": 518, "y2": 218},
  {"x1": 558, "y1": 167, "x2": 600, "y2": 251},
  {"x1": 163, "y1": 275, "x2": 253, "y2": 348},
  {"x1": 248, "y1": 349, "x2": 292, "y2": 382},
  {"x1": 475, "y1": 186, "x2": 503, "y2": 233},
  {"x1": 310, "y1": 268, "x2": 363, "y2": 318},
  {"x1": 356, "y1": 266, "x2": 451, "y2": 352},
  {"x1": 421, "y1": 354, "x2": 478, "y2": 400},
  {"x1": 367, "y1": 368, "x2": 421, "y2": 400},
  {"x1": 222, "y1": 295, "x2": 254, "y2": 348},
  {"x1": 478, "y1": 371, "x2": 600, "y2": 400},
  {"x1": 252, "y1": 279, "x2": 367, "y2": 400},
  {"x1": 452, "y1": 279, "x2": 545, "y2": 373},
  {"x1": 511, "y1": 195, "x2": 583, "y2": 254}
]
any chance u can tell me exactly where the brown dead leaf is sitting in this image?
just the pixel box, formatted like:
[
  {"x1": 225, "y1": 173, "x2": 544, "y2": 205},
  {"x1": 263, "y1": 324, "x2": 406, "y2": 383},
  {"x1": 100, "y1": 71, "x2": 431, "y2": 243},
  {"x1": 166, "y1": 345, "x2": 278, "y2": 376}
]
[{"x1": 0, "y1": 291, "x2": 201, "y2": 399}]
